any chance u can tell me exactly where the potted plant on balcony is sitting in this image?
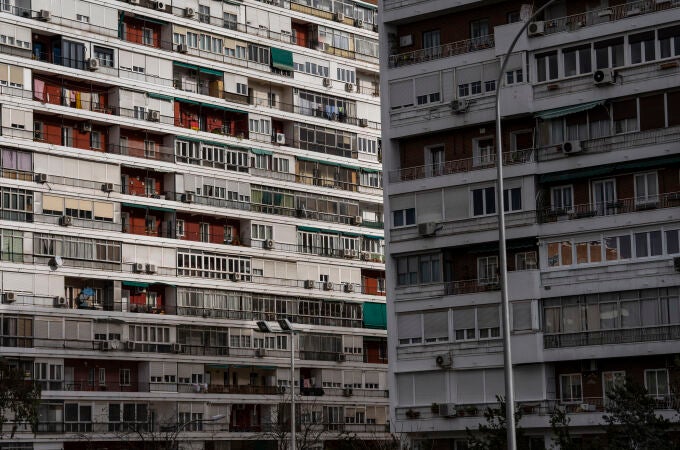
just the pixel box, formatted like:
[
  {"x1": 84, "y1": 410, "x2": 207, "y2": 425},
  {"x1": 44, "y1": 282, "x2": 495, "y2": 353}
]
[{"x1": 405, "y1": 409, "x2": 420, "y2": 419}]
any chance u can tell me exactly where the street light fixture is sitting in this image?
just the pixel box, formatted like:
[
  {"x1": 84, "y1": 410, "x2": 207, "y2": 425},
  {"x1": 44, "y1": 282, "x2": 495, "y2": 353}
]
[
  {"x1": 494, "y1": 2, "x2": 559, "y2": 449},
  {"x1": 256, "y1": 319, "x2": 296, "y2": 450}
]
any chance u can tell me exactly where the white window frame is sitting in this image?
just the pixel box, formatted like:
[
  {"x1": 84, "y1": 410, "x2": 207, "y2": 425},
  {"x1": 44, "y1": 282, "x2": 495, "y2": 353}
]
[
  {"x1": 559, "y1": 373, "x2": 583, "y2": 403},
  {"x1": 634, "y1": 172, "x2": 658, "y2": 206},
  {"x1": 477, "y1": 255, "x2": 499, "y2": 285},
  {"x1": 644, "y1": 368, "x2": 669, "y2": 399},
  {"x1": 551, "y1": 185, "x2": 574, "y2": 213}
]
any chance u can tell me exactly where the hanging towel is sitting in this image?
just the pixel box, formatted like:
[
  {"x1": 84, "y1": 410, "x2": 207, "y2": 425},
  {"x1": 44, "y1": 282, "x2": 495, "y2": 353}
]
[
  {"x1": 81, "y1": 92, "x2": 91, "y2": 110},
  {"x1": 75, "y1": 91, "x2": 82, "y2": 109},
  {"x1": 33, "y1": 79, "x2": 45, "y2": 101},
  {"x1": 70, "y1": 89, "x2": 76, "y2": 104}
]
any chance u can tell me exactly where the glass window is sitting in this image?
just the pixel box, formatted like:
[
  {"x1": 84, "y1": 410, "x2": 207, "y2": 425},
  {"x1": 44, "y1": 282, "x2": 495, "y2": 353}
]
[
  {"x1": 560, "y1": 374, "x2": 582, "y2": 402},
  {"x1": 536, "y1": 51, "x2": 558, "y2": 82},
  {"x1": 644, "y1": 369, "x2": 669, "y2": 398},
  {"x1": 472, "y1": 186, "x2": 496, "y2": 216}
]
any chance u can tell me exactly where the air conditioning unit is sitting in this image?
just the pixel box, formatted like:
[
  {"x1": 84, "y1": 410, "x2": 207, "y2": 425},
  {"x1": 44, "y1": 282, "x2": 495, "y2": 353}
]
[
  {"x1": 323, "y1": 77, "x2": 333, "y2": 88},
  {"x1": 527, "y1": 21, "x2": 545, "y2": 37},
  {"x1": 148, "y1": 110, "x2": 161, "y2": 122},
  {"x1": 126, "y1": 341, "x2": 136, "y2": 351},
  {"x1": 99, "y1": 341, "x2": 111, "y2": 351},
  {"x1": 275, "y1": 133, "x2": 286, "y2": 145},
  {"x1": 182, "y1": 192, "x2": 195, "y2": 203},
  {"x1": 334, "y1": 12, "x2": 344, "y2": 22},
  {"x1": 580, "y1": 403, "x2": 597, "y2": 412},
  {"x1": 177, "y1": 43, "x2": 189, "y2": 53},
  {"x1": 336, "y1": 353, "x2": 346, "y2": 362},
  {"x1": 87, "y1": 58, "x2": 99, "y2": 71},
  {"x1": 101, "y1": 182, "x2": 114, "y2": 193},
  {"x1": 78, "y1": 121, "x2": 92, "y2": 133},
  {"x1": 59, "y1": 215, "x2": 72, "y2": 226},
  {"x1": 185, "y1": 7, "x2": 195, "y2": 17},
  {"x1": 343, "y1": 249, "x2": 357, "y2": 258},
  {"x1": 3, "y1": 292, "x2": 16, "y2": 304},
  {"x1": 438, "y1": 403, "x2": 458, "y2": 418},
  {"x1": 674, "y1": 256, "x2": 680, "y2": 272},
  {"x1": 345, "y1": 83, "x2": 354, "y2": 93},
  {"x1": 263, "y1": 239, "x2": 275, "y2": 250},
  {"x1": 53, "y1": 296, "x2": 67, "y2": 307},
  {"x1": 418, "y1": 222, "x2": 440, "y2": 237},
  {"x1": 435, "y1": 353, "x2": 453, "y2": 369},
  {"x1": 145, "y1": 263, "x2": 157, "y2": 274},
  {"x1": 352, "y1": 216, "x2": 362, "y2": 225},
  {"x1": 343, "y1": 387, "x2": 353, "y2": 396},
  {"x1": 360, "y1": 251, "x2": 370, "y2": 261},
  {"x1": 35, "y1": 173, "x2": 48, "y2": 183},
  {"x1": 37, "y1": 9, "x2": 51, "y2": 21},
  {"x1": 451, "y1": 99, "x2": 471, "y2": 113},
  {"x1": 133, "y1": 263, "x2": 145, "y2": 273},
  {"x1": 128, "y1": 0, "x2": 140, "y2": 4},
  {"x1": 354, "y1": 18, "x2": 364, "y2": 27},
  {"x1": 372, "y1": 24, "x2": 379, "y2": 33},
  {"x1": 172, "y1": 343, "x2": 183, "y2": 353},
  {"x1": 304, "y1": 279, "x2": 316, "y2": 289},
  {"x1": 154, "y1": 1, "x2": 165, "y2": 11},
  {"x1": 255, "y1": 348, "x2": 266, "y2": 357},
  {"x1": 593, "y1": 69, "x2": 615, "y2": 86},
  {"x1": 561, "y1": 140, "x2": 583, "y2": 155},
  {"x1": 323, "y1": 281, "x2": 334, "y2": 291},
  {"x1": 343, "y1": 283, "x2": 355, "y2": 293},
  {"x1": 358, "y1": 118, "x2": 368, "y2": 127},
  {"x1": 230, "y1": 273, "x2": 242, "y2": 282}
]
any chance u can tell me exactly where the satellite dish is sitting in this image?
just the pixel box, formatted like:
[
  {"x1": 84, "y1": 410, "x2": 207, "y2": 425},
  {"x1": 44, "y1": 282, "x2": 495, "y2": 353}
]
[{"x1": 49, "y1": 256, "x2": 64, "y2": 268}]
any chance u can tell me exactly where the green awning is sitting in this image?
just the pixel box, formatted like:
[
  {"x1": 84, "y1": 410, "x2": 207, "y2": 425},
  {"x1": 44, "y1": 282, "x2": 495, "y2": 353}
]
[
  {"x1": 206, "y1": 364, "x2": 231, "y2": 369},
  {"x1": 175, "y1": 97, "x2": 201, "y2": 106},
  {"x1": 122, "y1": 281, "x2": 150, "y2": 288},
  {"x1": 535, "y1": 100, "x2": 605, "y2": 120},
  {"x1": 173, "y1": 61, "x2": 199, "y2": 71},
  {"x1": 121, "y1": 202, "x2": 146, "y2": 209},
  {"x1": 297, "y1": 156, "x2": 360, "y2": 171},
  {"x1": 363, "y1": 302, "x2": 387, "y2": 329},
  {"x1": 176, "y1": 135, "x2": 202, "y2": 144},
  {"x1": 148, "y1": 92, "x2": 174, "y2": 101},
  {"x1": 199, "y1": 67, "x2": 223, "y2": 77},
  {"x1": 342, "y1": 232, "x2": 361, "y2": 238},
  {"x1": 148, "y1": 206, "x2": 175, "y2": 213},
  {"x1": 354, "y1": 0, "x2": 378, "y2": 10},
  {"x1": 270, "y1": 47, "x2": 294, "y2": 71},
  {"x1": 363, "y1": 234, "x2": 383, "y2": 240},
  {"x1": 298, "y1": 226, "x2": 321, "y2": 233},
  {"x1": 251, "y1": 148, "x2": 273, "y2": 156},
  {"x1": 540, "y1": 155, "x2": 680, "y2": 184},
  {"x1": 202, "y1": 102, "x2": 247, "y2": 114},
  {"x1": 361, "y1": 167, "x2": 381, "y2": 174},
  {"x1": 133, "y1": 14, "x2": 169, "y2": 25}
]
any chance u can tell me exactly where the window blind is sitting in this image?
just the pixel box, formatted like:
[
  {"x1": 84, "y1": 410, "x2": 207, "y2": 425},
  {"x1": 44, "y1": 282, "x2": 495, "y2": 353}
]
[
  {"x1": 477, "y1": 305, "x2": 499, "y2": 328},
  {"x1": 397, "y1": 314, "x2": 421, "y2": 340},
  {"x1": 43, "y1": 195, "x2": 64, "y2": 212},
  {"x1": 414, "y1": 372, "x2": 445, "y2": 404},
  {"x1": 457, "y1": 65, "x2": 481, "y2": 84},
  {"x1": 389, "y1": 80, "x2": 413, "y2": 108},
  {"x1": 452, "y1": 308, "x2": 475, "y2": 330},
  {"x1": 512, "y1": 302, "x2": 532, "y2": 331},
  {"x1": 423, "y1": 311, "x2": 448, "y2": 340},
  {"x1": 414, "y1": 73, "x2": 440, "y2": 97}
]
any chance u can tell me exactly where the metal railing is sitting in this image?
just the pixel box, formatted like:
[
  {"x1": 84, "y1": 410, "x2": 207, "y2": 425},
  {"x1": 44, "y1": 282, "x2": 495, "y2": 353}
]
[
  {"x1": 544, "y1": 324, "x2": 680, "y2": 349},
  {"x1": 541, "y1": 0, "x2": 680, "y2": 36},
  {"x1": 445, "y1": 279, "x2": 500, "y2": 296},
  {"x1": 538, "y1": 191, "x2": 680, "y2": 223},
  {"x1": 389, "y1": 35, "x2": 494, "y2": 68},
  {"x1": 389, "y1": 148, "x2": 534, "y2": 183}
]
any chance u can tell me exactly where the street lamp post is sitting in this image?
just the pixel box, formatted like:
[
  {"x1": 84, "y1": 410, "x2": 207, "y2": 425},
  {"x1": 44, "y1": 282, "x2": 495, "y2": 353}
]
[
  {"x1": 257, "y1": 319, "x2": 297, "y2": 450},
  {"x1": 494, "y1": 2, "x2": 559, "y2": 449}
]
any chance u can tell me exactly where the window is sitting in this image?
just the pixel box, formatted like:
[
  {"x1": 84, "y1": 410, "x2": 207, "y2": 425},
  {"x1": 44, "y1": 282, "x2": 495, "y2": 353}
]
[
  {"x1": 273, "y1": 157, "x2": 289, "y2": 173},
  {"x1": 251, "y1": 224, "x2": 273, "y2": 240},
  {"x1": 634, "y1": 172, "x2": 658, "y2": 206},
  {"x1": 336, "y1": 67, "x2": 356, "y2": 84},
  {"x1": 505, "y1": 69, "x2": 523, "y2": 85},
  {"x1": 473, "y1": 138, "x2": 494, "y2": 166},
  {"x1": 666, "y1": 229, "x2": 680, "y2": 254},
  {"x1": 62, "y1": 127, "x2": 73, "y2": 147},
  {"x1": 144, "y1": 141, "x2": 156, "y2": 159},
  {"x1": 512, "y1": 301, "x2": 533, "y2": 331},
  {"x1": 248, "y1": 44, "x2": 270, "y2": 64},
  {"x1": 249, "y1": 118, "x2": 271, "y2": 135},
  {"x1": 477, "y1": 256, "x2": 498, "y2": 285},
  {"x1": 595, "y1": 38, "x2": 624, "y2": 69},
  {"x1": 547, "y1": 241, "x2": 573, "y2": 267},
  {"x1": 76, "y1": 14, "x2": 89, "y2": 23},
  {"x1": 472, "y1": 186, "x2": 495, "y2": 216},
  {"x1": 605, "y1": 235, "x2": 632, "y2": 261},
  {"x1": 93, "y1": 46, "x2": 114, "y2": 68},
  {"x1": 536, "y1": 51, "x2": 558, "y2": 82},
  {"x1": 630, "y1": 31, "x2": 656, "y2": 64},
  {"x1": 223, "y1": 13, "x2": 237, "y2": 30},
  {"x1": 603, "y1": 371, "x2": 625, "y2": 405},
  {"x1": 453, "y1": 308, "x2": 475, "y2": 340},
  {"x1": 575, "y1": 241, "x2": 603, "y2": 264},
  {"x1": 199, "y1": 223, "x2": 210, "y2": 243},
  {"x1": 392, "y1": 208, "x2": 415, "y2": 227},
  {"x1": 198, "y1": 5, "x2": 210, "y2": 23},
  {"x1": 503, "y1": 187, "x2": 522, "y2": 212},
  {"x1": 176, "y1": 219, "x2": 185, "y2": 238},
  {"x1": 422, "y1": 30, "x2": 441, "y2": 58},
  {"x1": 358, "y1": 137, "x2": 377, "y2": 155},
  {"x1": 477, "y1": 305, "x2": 500, "y2": 338},
  {"x1": 396, "y1": 253, "x2": 441, "y2": 285},
  {"x1": 142, "y1": 28, "x2": 153, "y2": 46},
  {"x1": 659, "y1": 26, "x2": 680, "y2": 58},
  {"x1": 470, "y1": 19, "x2": 490, "y2": 48},
  {"x1": 634, "y1": 231, "x2": 662, "y2": 258},
  {"x1": 560, "y1": 374, "x2": 582, "y2": 402},
  {"x1": 515, "y1": 251, "x2": 537, "y2": 270},
  {"x1": 592, "y1": 179, "x2": 616, "y2": 216},
  {"x1": 429, "y1": 146, "x2": 444, "y2": 176},
  {"x1": 550, "y1": 186, "x2": 573, "y2": 212},
  {"x1": 507, "y1": 11, "x2": 521, "y2": 23},
  {"x1": 563, "y1": 45, "x2": 592, "y2": 77},
  {"x1": 644, "y1": 369, "x2": 669, "y2": 399},
  {"x1": 90, "y1": 131, "x2": 101, "y2": 150}
]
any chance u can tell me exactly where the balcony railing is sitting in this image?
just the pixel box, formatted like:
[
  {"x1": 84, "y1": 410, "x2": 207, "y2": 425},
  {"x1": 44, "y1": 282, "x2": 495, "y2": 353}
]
[
  {"x1": 445, "y1": 279, "x2": 500, "y2": 296},
  {"x1": 389, "y1": 148, "x2": 534, "y2": 183},
  {"x1": 541, "y1": 0, "x2": 680, "y2": 36},
  {"x1": 544, "y1": 324, "x2": 680, "y2": 349},
  {"x1": 538, "y1": 191, "x2": 680, "y2": 223},
  {"x1": 389, "y1": 35, "x2": 494, "y2": 68}
]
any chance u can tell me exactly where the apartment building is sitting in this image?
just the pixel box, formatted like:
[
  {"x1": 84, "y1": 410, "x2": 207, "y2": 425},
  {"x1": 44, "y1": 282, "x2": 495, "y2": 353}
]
[
  {"x1": 381, "y1": 0, "x2": 680, "y2": 447},
  {"x1": 0, "y1": 0, "x2": 387, "y2": 449}
]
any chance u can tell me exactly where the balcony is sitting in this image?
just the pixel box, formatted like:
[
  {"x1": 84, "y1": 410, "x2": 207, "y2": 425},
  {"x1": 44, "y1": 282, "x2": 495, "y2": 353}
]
[
  {"x1": 538, "y1": 191, "x2": 680, "y2": 223},
  {"x1": 538, "y1": 0, "x2": 680, "y2": 37},
  {"x1": 388, "y1": 35, "x2": 494, "y2": 68},
  {"x1": 389, "y1": 148, "x2": 534, "y2": 183}
]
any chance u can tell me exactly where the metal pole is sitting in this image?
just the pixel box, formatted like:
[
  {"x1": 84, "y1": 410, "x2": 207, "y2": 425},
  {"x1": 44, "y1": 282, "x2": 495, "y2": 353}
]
[
  {"x1": 495, "y1": 2, "x2": 558, "y2": 449},
  {"x1": 290, "y1": 331, "x2": 296, "y2": 450}
]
